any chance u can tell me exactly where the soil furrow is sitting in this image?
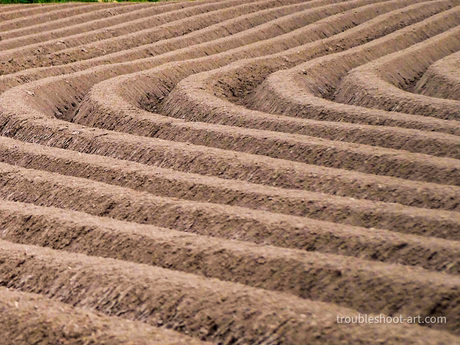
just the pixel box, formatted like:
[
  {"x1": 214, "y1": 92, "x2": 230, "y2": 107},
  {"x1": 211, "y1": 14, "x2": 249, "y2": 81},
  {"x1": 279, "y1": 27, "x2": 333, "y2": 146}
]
[
  {"x1": 334, "y1": 27, "x2": 460, "y2": 120},
  {"x1": 0, "y1": 3, "x2": 113, "y2": 33},
  {"x1": 45, "y1": 0, "x2": 386, "y2": 66},
  {"x1": 245, "y1": 6, "x2": 460, "y2": 130},
  {"x1": 0, "y1": 0, "x2": 319, "y2": 74},
  {"x1": 75, "y1": 96, "x2": 460, "y2": 184},
  {"x1": 61, "y1": 4, "x2": 460, "y2": 183},
  {"x1": 0, "y1": 3, "x2": 87, "y2": 23},
  {"x1": 0, "y1": 200, "x2": 458, "y2": 320},
  {"x1": 0, "y1": 1, "x2": 458, "y2": 342},
  {"x1": 0, "y1": 136, "x2": 458, "y2": 239},
  {"x1": 2, "y1": 111, "x2": 460, "y2": 209},
  {"x1": 0, "y1": 0, "x2": 424, "y2": 90},
  {"x1": 155, "y1": 1, "x2": 460, "y2": 157},
  {"x1": 0, "y1": 3, "x2": 154, "y2": 43},
  {"x1": 0, "y1": 163, "x2": 458, "y2": 269},
  {"x1": 0, "y1": 240, "x2": 459, "y2": 339},
  {"x1": 0, "y1": 0, "x2": 258, "y2": 49},
  {"x1": 0, "y1": 3, "x2": 456, "y2": 202},
  {"x1": 0, "y1": 287, "x2": 209, "y2": 345},
  {"x1": 414, "y1": 51, "x2": 460, "y2": 100}
]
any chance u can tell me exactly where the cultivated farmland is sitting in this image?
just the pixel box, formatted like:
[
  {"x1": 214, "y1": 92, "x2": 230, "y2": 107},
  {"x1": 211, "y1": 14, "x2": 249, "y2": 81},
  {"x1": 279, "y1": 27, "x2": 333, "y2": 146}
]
[{"x1": 0, "y1": 0, "x2": 459, "y2": 343}]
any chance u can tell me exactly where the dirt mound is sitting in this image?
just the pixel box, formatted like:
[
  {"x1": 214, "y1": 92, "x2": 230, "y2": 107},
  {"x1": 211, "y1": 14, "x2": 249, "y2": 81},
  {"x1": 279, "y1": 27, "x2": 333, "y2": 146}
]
[
  {"x1": 0, "y1": 0, "x2": 459, "y2": 343},
  {"x1": 414, "y1": 50, "x2": 460, "y2": 100},
  {"x1": 0, "y1": 287, "x2": 209, "y2": 345}
]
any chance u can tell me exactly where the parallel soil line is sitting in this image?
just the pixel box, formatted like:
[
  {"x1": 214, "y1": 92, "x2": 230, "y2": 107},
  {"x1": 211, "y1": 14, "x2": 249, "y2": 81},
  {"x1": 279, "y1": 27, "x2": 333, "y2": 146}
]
[
  {"x1": 1, "y1": 200, "x2": 459, "y2": 317},
  {"x1": 1, "y1": 240, "x2": 459, "y2": 340},
  {"x1": 0, "y1": 287, "x2": 209, "y2": 345},
  {"x1": 0, "y1": 136, "x2": 458, "y2": 236},
  {"x1": 0, "y1": 163, "x2": 458, "y2": 269}
]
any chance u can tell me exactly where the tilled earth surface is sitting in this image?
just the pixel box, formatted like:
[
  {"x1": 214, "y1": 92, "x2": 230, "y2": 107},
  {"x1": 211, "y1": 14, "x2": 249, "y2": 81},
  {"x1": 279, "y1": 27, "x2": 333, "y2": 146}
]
[{"x1": 0, "y1": 0, "x2": 459, "y2": 344}]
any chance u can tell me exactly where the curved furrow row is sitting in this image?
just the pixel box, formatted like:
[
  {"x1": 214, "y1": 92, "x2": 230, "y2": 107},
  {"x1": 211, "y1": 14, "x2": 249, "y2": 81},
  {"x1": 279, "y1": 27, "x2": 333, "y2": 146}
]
[
  {"x1": 245, "y1": 6, "x2": 460, "y2": 132},
  {"x1": 0, "y1": 1, "x2": 456, "y2": 137},
  {"x1": 154, "y1": 4, "x2": 460, "y2": 158},
  {"x1": 78, "y1": 90, "x2": 460, "y2": 184},
  {"x1": 3, "y1": 94, "x2": 460, "y2": 208},
  {"x1": 333, "y1": 27, "x2": 460, "y2": 119},
  {"x1": 46, "y1": 0, "x2": 392, "y2": 66},
  {"x1": 69, "y1": 3, "x2": 460, "y2": 184},
  {"x1": 59, "y1": 0, "x2": 351, "y2": 65},
  {"x1": 413, "y1": 50, "x2": 460, "y2": 101},
  {"x1": 0, "y1": 17, "x2": 456, "y2": 238},
  {"x1": 0, "y1": 0, "x2": 399, "y2": 109},
  {"x1": 0, "y1": 1, "x2": 459, "y2": 343},
  {"x1": 0, "y1": 0, "x2": 357, "y2": 90},
  {"x1": 5, "y1": 4, "x2": 456, "y2": 195}
]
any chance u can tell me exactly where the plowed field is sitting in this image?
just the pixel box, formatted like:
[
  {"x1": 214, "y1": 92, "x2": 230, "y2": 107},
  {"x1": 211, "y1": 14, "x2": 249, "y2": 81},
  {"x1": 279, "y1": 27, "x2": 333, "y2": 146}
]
[{"x1": 0, "y1": 0, "x2": 459, "y2": 344}]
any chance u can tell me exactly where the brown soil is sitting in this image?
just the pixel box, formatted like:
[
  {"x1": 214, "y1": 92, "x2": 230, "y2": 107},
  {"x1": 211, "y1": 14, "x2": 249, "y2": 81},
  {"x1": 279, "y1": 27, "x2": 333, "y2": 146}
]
[
  {"x1": 0, "y1": 0, "x2": 459, "y2": 343},
  {"x1": 0, "y1": 287, "x2": 209, "y2": 345},
  {"x1": 414, "y1": 50, "x2": 460, "y2": 100}
]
